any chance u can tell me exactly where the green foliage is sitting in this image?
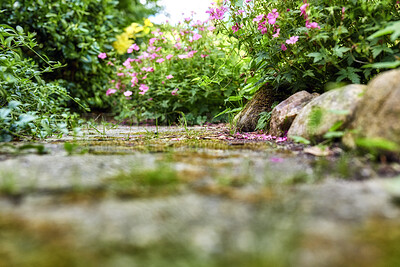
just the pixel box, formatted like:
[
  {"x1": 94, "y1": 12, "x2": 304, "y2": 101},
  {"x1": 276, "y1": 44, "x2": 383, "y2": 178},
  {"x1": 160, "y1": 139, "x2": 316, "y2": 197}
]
[
  {"x1": 105, "y1": 18, "x2": 246, "y2": 124},
  {"x1": 355, "y1": 137, "x2": 400, "y2": 155},
  {"x1": 255, "y1": 101, "x2": 278, "y2": 131},
  {"x1": 0, "y1": 0, "x2": 152, "y2": 111},
  {"x1": 364, "y1": 20, "x2": 400, "y2": 69},
  {"x1": 289, "y1": 136, "x2": 311, "y2": 145},
  {"x1": 0, "y1": 25, "x2": 79, "y2": 141},
  {"x1": 211, "y1": 0, "x2": 400, "y2": 101},
  {"x1": 117, "y1": 0, "x2": 161, "y2": 21}
]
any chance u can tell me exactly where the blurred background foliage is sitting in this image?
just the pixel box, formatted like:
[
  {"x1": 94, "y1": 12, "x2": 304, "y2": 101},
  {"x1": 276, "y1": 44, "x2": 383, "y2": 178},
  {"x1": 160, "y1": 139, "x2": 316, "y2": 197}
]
[{"x1": 0, "y1": 0, "x2": 160, "y2": 112}]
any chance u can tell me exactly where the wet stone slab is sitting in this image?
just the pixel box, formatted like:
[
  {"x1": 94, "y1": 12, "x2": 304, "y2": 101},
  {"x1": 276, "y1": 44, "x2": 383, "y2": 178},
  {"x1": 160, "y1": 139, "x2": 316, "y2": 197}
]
[{"x1": 0, "y1": 125, "x2": 400, "y2": 266}]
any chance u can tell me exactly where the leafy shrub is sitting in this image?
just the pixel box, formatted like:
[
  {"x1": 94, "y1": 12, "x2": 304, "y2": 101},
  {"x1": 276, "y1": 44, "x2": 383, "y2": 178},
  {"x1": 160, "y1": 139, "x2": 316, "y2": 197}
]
[
  {"x1": 0, "y1": 25, "x2": 78, "y2": 141},
  {"x1": 102, "y1": 17, "x2": 246, "y2": 124},
  {"x1": 209, "y1": 0, "x2": 400, "y2": 102},
  {"x1": 0, "y1": 0, "x2": 157, "y2": 111}
]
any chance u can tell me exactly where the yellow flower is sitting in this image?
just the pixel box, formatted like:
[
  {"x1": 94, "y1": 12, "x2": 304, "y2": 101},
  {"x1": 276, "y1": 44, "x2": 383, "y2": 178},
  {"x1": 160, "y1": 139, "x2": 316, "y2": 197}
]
[
  {"x1": 113, "y1": 32, "x2": 133, "y2": 54},
  {"x1": 112, "y1": 18, "x2": 153, "y2": 54},
  {"x1": 124, "y1": 23, "x2": 140, "y2": 37},
  {"x1": 144, "y1": 18, "x2": 153, "y2": 28}
]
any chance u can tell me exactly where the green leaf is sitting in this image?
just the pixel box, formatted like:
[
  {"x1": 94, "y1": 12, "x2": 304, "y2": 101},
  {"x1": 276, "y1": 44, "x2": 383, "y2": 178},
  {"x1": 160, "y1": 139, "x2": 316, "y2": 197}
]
[
  {"x1": 16, "y1": 114, "x2": 36, "y2": 126},
  {"x1": 371, "y1": 45, "x2": 393, "y2": 58},
  {"x1": 336, "y1": 67, "x2": 361, "y2": 84},
  {"x1": 16, "y1": 25, "x2": 23, "y2": 33},
  {"x1": 302, "y1": 70, "x2": 315, "y2": 78},
  {"x1": 368, "y1": 21, "x2": 400, "y2": 41},
  {"x1": 290, "y1": 135, "x2": 311, "y2": 145},
  {"x1": 0, "y1": 108, "x2": 11, "y2": 120},
  {"x1": 323, "y1": 131, "x2": 344, "y2": 139},
  {"x1": 307, "y1": 52, "x2": 323, "y2": 63},
  {"x1": 363, "y1": 61, "x2": 400, "y2": 69},
  {"x1": 333, "y1": 45, "x2": 350, "y2": 58},
  {"x1": 356, "y1": 137, "x2": 400, "y2": 153}
]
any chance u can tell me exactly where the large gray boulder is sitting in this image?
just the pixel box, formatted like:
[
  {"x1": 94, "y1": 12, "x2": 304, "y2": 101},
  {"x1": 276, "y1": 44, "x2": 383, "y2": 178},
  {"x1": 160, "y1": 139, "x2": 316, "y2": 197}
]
[
  {"x1": 269, "y1": 91, "x2": 319, "y2": 137},
  {"x1": 343, "y1": 69, "x2": 400, "y2": 153},
  {"x1": 288, "y1": 84, "x2": 367, "y2": 140}
]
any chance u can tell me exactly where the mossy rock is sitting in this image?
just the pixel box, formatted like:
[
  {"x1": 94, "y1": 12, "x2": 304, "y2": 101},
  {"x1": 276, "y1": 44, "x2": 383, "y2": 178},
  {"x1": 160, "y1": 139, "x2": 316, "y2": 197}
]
[{"x1": 234, "y1": 87, "x2": 287, "y2": 132}]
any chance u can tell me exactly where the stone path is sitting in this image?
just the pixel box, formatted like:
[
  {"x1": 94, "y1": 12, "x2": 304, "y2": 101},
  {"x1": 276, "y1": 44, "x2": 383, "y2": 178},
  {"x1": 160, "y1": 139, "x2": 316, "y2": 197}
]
[{"x1": 0, "y1": 125, "x2": 399, "y2": 266}]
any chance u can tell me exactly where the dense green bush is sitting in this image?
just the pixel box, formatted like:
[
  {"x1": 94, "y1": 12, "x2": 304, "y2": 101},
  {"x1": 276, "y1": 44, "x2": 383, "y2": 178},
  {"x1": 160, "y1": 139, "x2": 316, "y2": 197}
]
[
  {"x1": 210, "y1": 0, "x2": 400, "y2": 102},
  {"x1": 102, "y1": 18, "x2": 247, "y2": 124},
  {"x1": 0, "y1": 25, "x2": 79, "y2": 141},
  {"x1": 0, "y1": 0, "x2": 158, "y2": 111}
]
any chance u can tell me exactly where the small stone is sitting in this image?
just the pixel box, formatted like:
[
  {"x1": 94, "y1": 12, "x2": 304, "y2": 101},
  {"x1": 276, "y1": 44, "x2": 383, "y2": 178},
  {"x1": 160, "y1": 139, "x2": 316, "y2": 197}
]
[{"x1": 269, "y1": 91, "x2": 319, "y2": 137}]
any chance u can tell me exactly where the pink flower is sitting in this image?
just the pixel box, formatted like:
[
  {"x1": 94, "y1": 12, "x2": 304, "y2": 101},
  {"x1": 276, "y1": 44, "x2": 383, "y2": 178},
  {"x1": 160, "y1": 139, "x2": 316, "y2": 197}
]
[
  {"x1": 106, "y1": 88, "x2": 117, "y2": 96},
  {"x1": 341, "y1": 7, "x2": 346, "y2": 20},
  {"x1": 192, "y1": 33, "x2": 202, "y2": 41},
  {"x1": 281, "y1": 43, "x2": 287, "y2": 51},
  {"x1": 201, "y1": 54, "x2": 209, "y2": 58},
  {"x1": 260, "y1": 26, "x2": 268, "y2": 34},
  {"x1": 127, "y1": 43, "x2": 140, "y2": 53},
  {"x1": 300, "y1": 3, "x2": 309, "y2": 17},
  {"x1": 207, "y1": 26, "x2": 216, "y2": 31},
  {"x1": 166, "y1": 54, "x2": 173, "y2": 60},
  {"x1": 123, "y1": 58, "x2": 134, "y2": 69},
  {"x1": 141, "y1": 67, "x2": 154, "y2": 72},
  {"x1": 270, "y1": 157, "x2": 284, "y2": 163},
  {"x1": 139, "y1": 84, "x2": 149, "y2": 95},
  {"x1": 107, "y1": 61, "x2": 114, "y2": 66},
  {"x1": 306, "y1": 21, "x2": 320, "y2": 29},
  {"x1": 272, "y1": 28, "x2": 280, "y2": 38},
  {"x1": 178, "y1": 54, "x2": 188, "y2": 59},
  {"x1": 245, "y1": 0, "x2": 251, "y2": 2},
  {"x1": 149, "y1": 38, "x2": 157, "y2": 45},
  {"x1": 166, "y1": 74, "x2": 174, "y2": 79},
  {"x1": 171, "y1": 88, "x2": 179, "y2": 95},
  {"x1": 206, "y1": 6, "x2": 228, "y2": 20},
  {"x1": 253, "y1": 14, "x2": 264, "y2": 23},
  {"x1": 174, "y1": 42, "x2": 182, "y2": 49},
  {"x1": 124, "y1": 91, "x2": 132, "y2": 97},
  {"x1": 98, "y1": 53, "x2": 107, "y2": 59},
  {"x1": 117, "y1": 72, "x2": 124, "y2": 76},
  {"x1": 187, "y1": 50, "x2": 197, "y2": 58},
  {"x1": 131, "y1": 76, "x2": 139, "y2": 86},
  {"x1": 276, "y1": 137, "x2": 287, "y2": 143},
  {"x1": 267, "y1": 9, "x2": 279, "y2": 25},
  {"x1": 286, "y1": 36, "x2": 299, "y2": 44},
  {"x1": 156, "y1": 58, "x2": 165, "y2": 63},
  {"x1": 232, "y1": 23, "x2": 241, "y2": 33},
  {"x1": 236, "y1": 9, "x2": 245, "y2": 15}
]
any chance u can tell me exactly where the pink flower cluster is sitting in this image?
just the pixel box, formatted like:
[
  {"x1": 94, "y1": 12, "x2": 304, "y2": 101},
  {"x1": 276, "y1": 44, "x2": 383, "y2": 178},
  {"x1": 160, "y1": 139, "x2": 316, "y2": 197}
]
[
  {"x1": 253, "y1": 9, "x2": 279, "y2": 35},
  {"x1": 105, "y1": 20, "x2": 216, "y2": 100},
  {"x1": 127, "y1": 43, "x2": 140, "y2": 53},
  {"x1": 234, "y1": 132, "x2": 288, "y2": 142},
  {"x1": 206, "y1": 6, "x2": 228, "y2": 20},
  {"x1": 300, "y1": 3, "x2": 320, "y2": 29}
]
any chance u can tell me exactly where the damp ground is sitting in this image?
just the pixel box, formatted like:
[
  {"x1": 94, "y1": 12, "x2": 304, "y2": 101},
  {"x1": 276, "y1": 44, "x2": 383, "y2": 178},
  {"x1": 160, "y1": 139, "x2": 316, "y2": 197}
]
[{"x1": 1, "y1": 124, "x2": 400, "y2": 267}]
